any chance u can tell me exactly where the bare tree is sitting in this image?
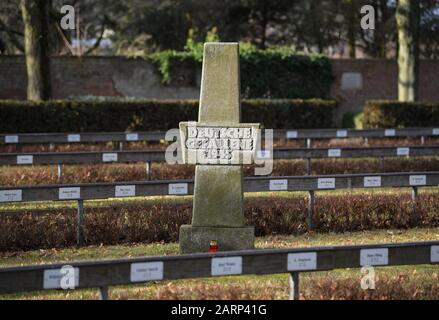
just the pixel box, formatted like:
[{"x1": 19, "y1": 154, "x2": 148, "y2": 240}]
[
  {"x1": 396, "y1": 0, "x2": 420, "y2": 101},
  {"x1": 21, "y1": 0, "x2": 52, "y2": 101}
]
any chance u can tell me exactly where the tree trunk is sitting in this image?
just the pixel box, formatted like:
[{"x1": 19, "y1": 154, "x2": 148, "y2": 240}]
[
  {"x1": 310, "y1": 0, "x2": 324, "y2": 54},
  {"x1": 346, "y1": 0, "x2": 356, "y2": 58},
  {"x1": 260, "y1": 7, "x2": 267, "y2": 50},
  {"x1": 20, "y1": 0, "x2": 52, "y2": 101},
  {"x1": 396, "y1": 0, "x2": 420, "y2": 101}
]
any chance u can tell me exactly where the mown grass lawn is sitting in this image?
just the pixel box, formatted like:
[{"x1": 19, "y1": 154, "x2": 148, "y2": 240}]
[{"x1": 1, "y1": 227, "x2": 439, "y2": 300}]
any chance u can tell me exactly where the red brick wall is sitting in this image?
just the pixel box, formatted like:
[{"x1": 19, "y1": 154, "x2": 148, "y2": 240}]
[
  {"x1": 0, "y1": 55, "x2": 198, "y2": 101},
  {"x1": 0, "y1": 56, "x2": 136, "y2": 99},
  {"x1": 1, "y1": 56, "x2": 438, "y2": 122},
  {"x1": 0, "y1": 56, "x2": 28, "y2": 99},
  {"x1": 330, "y1": 59, "x2": 439, "y2": 121}
]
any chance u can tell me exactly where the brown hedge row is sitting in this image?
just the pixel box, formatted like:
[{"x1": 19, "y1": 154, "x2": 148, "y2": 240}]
[
  {"x1": 363, "y1": 100, "x2": 439, "y2": 128},
  {"x1": 0, "y1": 99, "x2": 337, "y2": 133},
  {"x1": 2, "y1": 158, "x2": 439, "y2": 187},
  {"x1": 1, "y1": 193, "x2": 438, "y2": 251},
  {"x1": 152, "y1": 276, "x2": 439, "y2": 300}
]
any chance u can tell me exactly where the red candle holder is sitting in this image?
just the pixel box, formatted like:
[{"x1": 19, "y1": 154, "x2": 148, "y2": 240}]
[{"x1": 209, "y1": 240, "x2": 218, "y2": 253}]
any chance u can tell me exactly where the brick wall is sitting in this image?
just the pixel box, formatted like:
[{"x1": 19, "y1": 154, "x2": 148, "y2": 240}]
[
  {"x1": 0, "y1": 56, "x2": 199, "y2": 101},
  {"x1": 1, "y1": 56, "x2": 438, "y2": 123},
  {"x1": 330, "y1": 59, "x2": 439, "y2": 122}
]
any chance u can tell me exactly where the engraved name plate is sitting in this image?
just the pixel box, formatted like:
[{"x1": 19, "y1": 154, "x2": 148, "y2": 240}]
[{"x1": 179, "y1": 123, "x2": 260, "y2": 165}]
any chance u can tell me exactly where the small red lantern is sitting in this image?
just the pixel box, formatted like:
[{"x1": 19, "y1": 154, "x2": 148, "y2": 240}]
[{"x1": 209, "y1": 240, "x2": 218, "y2": 253}]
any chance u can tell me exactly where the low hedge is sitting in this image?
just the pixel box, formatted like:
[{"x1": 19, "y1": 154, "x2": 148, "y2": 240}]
[
  {"x1": 363, "y1": 100, "x2": 439, "y2": 128},
  {"x1": 3, "y1": 158, "x2": 439, "y2": 188},
  {"x1": 0, "y1": 99, "x2": 337, "y2": 133},
  {"x1": 1, "y1": 193, "x2": 438, "y2": 251}
]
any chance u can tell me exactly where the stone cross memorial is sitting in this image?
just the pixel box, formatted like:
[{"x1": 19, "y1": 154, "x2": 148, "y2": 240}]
[{"x1": 179, "y1": 42, "x2": 260, "y2": 253}]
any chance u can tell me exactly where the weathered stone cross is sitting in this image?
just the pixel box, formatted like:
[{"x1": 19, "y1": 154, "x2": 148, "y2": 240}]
[{"x1": 179, "y1": 42, "x2": 260, "y2": 253}]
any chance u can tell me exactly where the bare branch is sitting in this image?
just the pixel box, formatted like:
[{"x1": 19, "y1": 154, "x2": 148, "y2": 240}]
[{"x1": 83, "y1": 17, "x2": 108, "y2": 55}]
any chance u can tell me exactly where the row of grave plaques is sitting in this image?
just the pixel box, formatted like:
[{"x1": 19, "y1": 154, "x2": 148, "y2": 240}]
[
  {"x1": 268, "y1": 174, "x2": 427, "y2": 190},
  {"x1": 4, "y1": 128, "x2": 439, "y2": 144},
  {"x1": 5, "y1": 147, "x2": 429, "y2": 165},
  {"x1": 285, "y1": 128, "x2": 439, "y2": 139},
  {"x1": 15, "y1": 153, "x2": 121, "y2": 164},
  {"x1": 0, "y1": 175, "x2": 428, "y2": 203},
  {"x1": 41, "y1": 245, "x2": 439, "y2": 289},
  {"x1": 0, "y1": 183, "x2": 189, "y2": 203},
  {"x1": 4, "y1": 133, "x2": 141, "y2": 144},
  {"x1": 257, "y1": 147, "x2": 413, "y2": 159}
]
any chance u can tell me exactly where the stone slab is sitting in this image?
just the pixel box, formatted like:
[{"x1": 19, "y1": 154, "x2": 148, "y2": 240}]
[
  {"x1": 199, "y1": 43, "x2": 241, "y2": 123},
  {"x1": 341, "y1": 72, "x2": 363, "y2": 90},
  {"x1": 192, "y1": 165, "x2": 244, "y2": 227}
]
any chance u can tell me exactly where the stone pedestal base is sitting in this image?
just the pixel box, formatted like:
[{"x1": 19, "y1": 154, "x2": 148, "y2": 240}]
[{"x1": 179, "y1": 225, "x2": 255, "y2": 254}]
